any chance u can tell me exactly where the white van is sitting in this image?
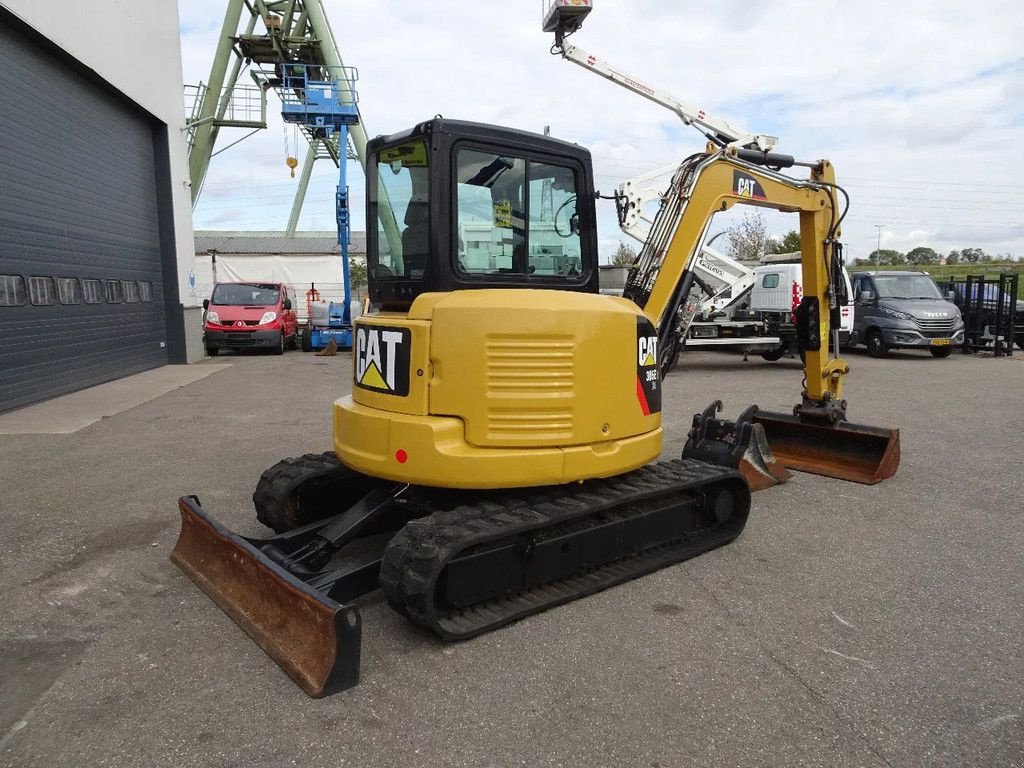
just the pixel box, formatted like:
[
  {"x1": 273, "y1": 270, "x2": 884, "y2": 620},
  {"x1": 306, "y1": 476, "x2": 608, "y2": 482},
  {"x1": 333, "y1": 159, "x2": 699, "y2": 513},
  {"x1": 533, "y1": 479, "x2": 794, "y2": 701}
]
[{"x1": 749, "y1": 263, "x2": 856, "y2": 347}]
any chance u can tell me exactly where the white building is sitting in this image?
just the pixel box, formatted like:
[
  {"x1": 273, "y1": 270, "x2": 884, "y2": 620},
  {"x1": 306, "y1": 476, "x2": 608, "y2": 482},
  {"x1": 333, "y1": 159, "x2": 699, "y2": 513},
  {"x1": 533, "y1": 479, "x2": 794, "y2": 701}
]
[{"x1": 0, "y1": 1, "x2": 198, "y2": 412}]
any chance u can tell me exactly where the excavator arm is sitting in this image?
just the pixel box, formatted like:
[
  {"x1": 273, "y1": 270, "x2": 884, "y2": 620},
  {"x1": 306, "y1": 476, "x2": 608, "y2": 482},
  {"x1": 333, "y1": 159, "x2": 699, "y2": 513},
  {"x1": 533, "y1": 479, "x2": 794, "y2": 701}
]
[
  {"x1": 541, "y1": 2, "x2": 899, "y2": 486},
  {"x1": 628, "y1": 149, "x2": 846, "y2": 405},
  {"x1": 641, "y1": 149, "x2": 898, "y2": 486}
]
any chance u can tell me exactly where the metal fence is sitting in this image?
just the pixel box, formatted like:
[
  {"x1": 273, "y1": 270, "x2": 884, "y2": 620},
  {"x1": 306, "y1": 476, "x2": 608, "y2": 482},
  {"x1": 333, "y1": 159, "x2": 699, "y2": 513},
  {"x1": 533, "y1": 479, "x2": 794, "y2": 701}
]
[
  {"x1": 936, "y1": 273, "x2": 1020, "y2": 357},
  {"x1": 294, "y1": 282, "x2": 368, "y2": 323}
]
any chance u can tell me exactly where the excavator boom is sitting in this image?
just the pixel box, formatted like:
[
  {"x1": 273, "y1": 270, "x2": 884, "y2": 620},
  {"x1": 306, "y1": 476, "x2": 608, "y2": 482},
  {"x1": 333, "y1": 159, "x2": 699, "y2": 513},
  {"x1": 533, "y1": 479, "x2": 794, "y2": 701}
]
[
  {"x1": 545, "y1": 0, "x2": 899, "y2": 487},
  {"x1": 619, "y1": 147, "x2": 898, "y2": 485}
]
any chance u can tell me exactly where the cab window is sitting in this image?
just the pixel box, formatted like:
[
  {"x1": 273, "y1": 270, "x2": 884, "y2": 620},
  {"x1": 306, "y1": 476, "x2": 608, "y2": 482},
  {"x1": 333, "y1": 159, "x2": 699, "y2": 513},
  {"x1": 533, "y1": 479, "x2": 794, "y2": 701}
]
[
  {"x1": 372, "y1": 140, "x2": 430, "y2": 280},
  {"x1": 761, "y1": 273, "x2": 780, "y2": 289},
  {"x1": 528, "y1": 162, "x2": 582, "y2": 277},
  {"x1": 455, "y1": 148, "x2": 582, "y2": 278}
]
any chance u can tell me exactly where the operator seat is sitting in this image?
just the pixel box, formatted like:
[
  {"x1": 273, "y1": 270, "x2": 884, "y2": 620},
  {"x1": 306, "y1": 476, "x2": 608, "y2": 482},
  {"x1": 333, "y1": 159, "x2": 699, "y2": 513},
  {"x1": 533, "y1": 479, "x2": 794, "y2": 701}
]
[{"x1": 402, "y1": 201, "x2": 429, "y2": 277}]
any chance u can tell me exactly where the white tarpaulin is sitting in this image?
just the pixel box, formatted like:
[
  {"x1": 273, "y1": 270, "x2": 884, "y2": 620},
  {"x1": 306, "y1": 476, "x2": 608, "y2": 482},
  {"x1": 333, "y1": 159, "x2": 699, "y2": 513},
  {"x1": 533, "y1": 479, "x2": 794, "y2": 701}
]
[
  {"x1": 209, "y1": 255, "x2": 349, "y2": 321},
  {"x1": 215, "y1": 254, "x2": 344, "y2": 287},
  {"x1": 193, "y1": 231, "x2": 369, "y2": 317}
]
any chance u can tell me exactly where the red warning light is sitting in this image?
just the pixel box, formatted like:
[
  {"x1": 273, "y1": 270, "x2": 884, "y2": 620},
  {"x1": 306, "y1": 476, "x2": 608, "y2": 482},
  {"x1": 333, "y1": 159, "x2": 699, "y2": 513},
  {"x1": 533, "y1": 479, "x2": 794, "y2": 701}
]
[{"x1": 395, "y1": 449, "x2": 408, "y2": 464}]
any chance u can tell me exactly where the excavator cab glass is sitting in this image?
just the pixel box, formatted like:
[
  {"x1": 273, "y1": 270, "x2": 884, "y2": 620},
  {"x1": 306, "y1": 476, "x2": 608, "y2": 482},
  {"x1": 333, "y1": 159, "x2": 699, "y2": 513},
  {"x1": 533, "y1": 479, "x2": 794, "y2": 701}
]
[
  {"x1": 366, "y1": 119, "x2": 600, "y2": 310},
  {"x1": 453, "y1": 151, "x2": 584, "y2": 279}
]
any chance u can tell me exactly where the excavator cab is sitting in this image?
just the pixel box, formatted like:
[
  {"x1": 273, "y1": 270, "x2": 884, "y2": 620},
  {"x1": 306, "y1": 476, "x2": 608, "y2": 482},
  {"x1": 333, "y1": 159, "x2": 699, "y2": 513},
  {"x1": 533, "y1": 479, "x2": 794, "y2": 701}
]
[{"x1": 365, "y1": 119, "x2": 600, "y2": 310}]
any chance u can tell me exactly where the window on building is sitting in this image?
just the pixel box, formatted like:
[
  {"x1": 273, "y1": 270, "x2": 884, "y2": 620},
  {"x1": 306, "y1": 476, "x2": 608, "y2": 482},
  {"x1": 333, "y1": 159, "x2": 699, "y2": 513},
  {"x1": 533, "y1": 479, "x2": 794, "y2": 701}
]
[
  {"x1": 29, "y1": 276, "x2": 57, "y2": 306},
  {"x1": 0, "y1": 275, "x2": 27, "y2": 307},
  {"x1": 105, "y1": 280, "x2": 124, "y2": 304},
  {"x1": 57, "y1": 277, "x2": 83, "y2": 305},
  {"x1": 139, "y1": 281, "x2": 154, "y2": 302},
  {"x1": 123, "y1": 280, "x2": 140, "y2": 303},
  {"x1": 82, "y1": 279, "x2": 105, "y2": 304}
]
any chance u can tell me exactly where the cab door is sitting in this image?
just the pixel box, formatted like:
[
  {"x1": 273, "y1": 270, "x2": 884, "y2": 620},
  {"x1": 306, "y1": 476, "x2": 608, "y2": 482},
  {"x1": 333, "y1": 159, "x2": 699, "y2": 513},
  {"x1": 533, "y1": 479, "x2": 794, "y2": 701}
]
[
  {"x1": 283, "y1": 285, "x2": 297, "y2": 338},
  {"x1": 852, "y1": 275, "x2": 878, "y2": 337},
  {"x1": 840, "y1": 269, "x2": 855, "y2": 337}
]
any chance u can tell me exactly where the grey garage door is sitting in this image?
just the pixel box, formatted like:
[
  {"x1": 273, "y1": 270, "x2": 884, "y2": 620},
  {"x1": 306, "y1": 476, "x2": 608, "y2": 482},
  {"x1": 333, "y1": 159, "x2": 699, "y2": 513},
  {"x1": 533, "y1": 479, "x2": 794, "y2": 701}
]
[{"x1": 0, "y1": 17, "x2": 169, "y2": 413}]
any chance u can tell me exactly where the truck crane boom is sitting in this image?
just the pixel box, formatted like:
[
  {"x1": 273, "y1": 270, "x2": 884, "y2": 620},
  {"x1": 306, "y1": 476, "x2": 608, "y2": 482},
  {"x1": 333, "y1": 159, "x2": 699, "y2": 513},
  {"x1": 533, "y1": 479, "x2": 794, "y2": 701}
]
[
  {"x1": 544, "y1": 2, "x2": 777, "y2": 152},
  {"x1": 556, "y1": 43, "x2": 778, "y2": 152}
]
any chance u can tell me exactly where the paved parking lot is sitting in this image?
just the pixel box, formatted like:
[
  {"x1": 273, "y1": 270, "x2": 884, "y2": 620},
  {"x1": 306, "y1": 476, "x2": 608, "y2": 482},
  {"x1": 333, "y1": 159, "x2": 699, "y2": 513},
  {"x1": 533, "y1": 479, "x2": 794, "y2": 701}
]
[{"x1": 1, "y1": 347, "x2": 1021, "y2": 767}]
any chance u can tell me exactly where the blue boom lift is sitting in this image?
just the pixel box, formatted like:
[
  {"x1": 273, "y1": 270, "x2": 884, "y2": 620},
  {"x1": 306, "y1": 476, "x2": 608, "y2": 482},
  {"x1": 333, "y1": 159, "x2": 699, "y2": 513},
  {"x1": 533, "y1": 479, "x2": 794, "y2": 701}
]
[{"x1": 280, "y1": 63, "x2": 359, "y2": 349}]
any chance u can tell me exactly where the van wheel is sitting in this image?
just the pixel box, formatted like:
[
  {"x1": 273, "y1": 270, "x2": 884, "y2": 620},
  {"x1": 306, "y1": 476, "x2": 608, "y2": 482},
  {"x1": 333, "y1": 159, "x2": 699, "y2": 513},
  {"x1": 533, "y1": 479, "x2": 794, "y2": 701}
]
[
  {"x1": 929, "y1": 346, "x2": 953, "y2": 358},
  {"x1": 206, "y1": 346, "x2": 219, "y2": 357},
  {"x1": 760, "y1": 347, "x2": 785, "y2": 362},
  {"x1": 273, "y1": 331, "x2": 285, "y2": 355},
  {"x1": 866, "y1": 330, "x2": 888, "y2": 358},
  {"x1": 1017, "y1": 334, "x2": 1024, "y2": 351}
]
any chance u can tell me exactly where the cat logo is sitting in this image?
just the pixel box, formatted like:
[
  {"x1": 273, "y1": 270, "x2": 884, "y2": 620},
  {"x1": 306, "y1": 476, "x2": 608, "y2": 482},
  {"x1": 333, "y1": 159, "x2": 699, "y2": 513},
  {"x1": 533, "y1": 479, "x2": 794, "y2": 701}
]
[
  {"x1": 638, "y1": 335, "x2": 658, "y2": 368},
  {"x1": 355, "y1": 325, "x2": 411, "y2": 396},
  {"x1": 733, "y1": 170, "x2": 767, "y2": 201},
  {"x1": 635, "y1": 317, "x2": 662, "y2": 416}
]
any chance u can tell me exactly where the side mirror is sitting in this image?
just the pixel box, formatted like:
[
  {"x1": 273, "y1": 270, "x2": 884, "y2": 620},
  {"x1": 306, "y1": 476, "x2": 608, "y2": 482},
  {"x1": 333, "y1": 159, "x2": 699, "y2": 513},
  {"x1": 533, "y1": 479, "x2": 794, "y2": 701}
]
[
  {"x1": 202, "y1": 298, "x2": 210, "y2": 310},
  {"x1": 858, "y1": 290, "x2": 873, "y2": 303},
  {"x1": 946, "y1": 290, "x2": 956, "y2": 301},
  {"x1": 283, "y1": 298, "x2": 292, "y2": 310}
]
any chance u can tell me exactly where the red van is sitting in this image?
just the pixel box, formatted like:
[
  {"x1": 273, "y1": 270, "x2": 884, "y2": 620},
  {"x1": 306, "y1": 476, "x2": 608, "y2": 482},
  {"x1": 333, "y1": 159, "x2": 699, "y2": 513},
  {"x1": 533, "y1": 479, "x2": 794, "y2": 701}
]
[{"x1": 203, "y1": 282, "x2": 298, "y2": 356}]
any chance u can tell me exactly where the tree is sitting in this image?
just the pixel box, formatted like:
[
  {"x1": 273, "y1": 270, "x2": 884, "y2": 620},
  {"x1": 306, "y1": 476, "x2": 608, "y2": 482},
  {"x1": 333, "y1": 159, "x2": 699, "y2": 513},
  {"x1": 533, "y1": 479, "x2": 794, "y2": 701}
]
[
  {"x1": 961, "y1": 247, "x2": 986, "y2": 263},
  {"x1": 946, "y1": 250, "x2": 961, "y2": 264},
  {"x1": 866, "y1": 249, "x2": 906, "y2": 266},
  {"x1": 349, "y1": 257, "x2": 367, "y2": 290},
  {"x1": 726, "y1": 211, "x2": 770, "y2": 261},
  {"x1": 770, "y1": 230, "x2": 802, "y2": 254},
  {"x1": 611, "y1": 241, "x2": 637, "y2": 267},
  {"x1": 906, "y1": 246, "x2": 939, "y2": 266}
]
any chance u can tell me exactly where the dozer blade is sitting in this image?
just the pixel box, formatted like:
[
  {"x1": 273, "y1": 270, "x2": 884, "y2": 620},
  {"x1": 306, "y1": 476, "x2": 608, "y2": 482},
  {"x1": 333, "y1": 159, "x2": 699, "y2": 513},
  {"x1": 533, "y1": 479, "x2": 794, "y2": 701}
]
[
  {"x1": 752, "y1": 410, "x2": 900, "y2": 485},
  {"x1": 170, "y1": 496, "x2": 361, "y2": 697},
  {"x1": 682, "y1": 402, "x2": 792, "y2": 491}
]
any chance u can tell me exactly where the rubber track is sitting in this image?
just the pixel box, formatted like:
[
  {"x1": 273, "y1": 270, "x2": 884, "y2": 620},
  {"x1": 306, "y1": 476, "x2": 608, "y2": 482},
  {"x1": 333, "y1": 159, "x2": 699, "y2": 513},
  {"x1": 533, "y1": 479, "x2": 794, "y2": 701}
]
[
  {"x1": 379, "y1": 459, "x2": 749, "y2": 641},
  {"x1": 252, "y1": 451, "x2": 348, "y2": 532}
]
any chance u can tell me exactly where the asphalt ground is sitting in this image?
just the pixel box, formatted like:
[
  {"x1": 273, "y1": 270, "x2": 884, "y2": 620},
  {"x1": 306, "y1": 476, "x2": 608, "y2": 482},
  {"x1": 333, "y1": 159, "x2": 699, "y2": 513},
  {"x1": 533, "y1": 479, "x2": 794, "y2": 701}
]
[{"x1": 1, "y1": 346, "x2": 1021, "y2": 767}]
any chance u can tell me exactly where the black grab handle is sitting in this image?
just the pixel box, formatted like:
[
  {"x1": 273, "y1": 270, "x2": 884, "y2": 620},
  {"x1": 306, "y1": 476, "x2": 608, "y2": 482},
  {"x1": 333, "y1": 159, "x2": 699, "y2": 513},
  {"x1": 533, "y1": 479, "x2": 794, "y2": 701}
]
[{"x1": 732, "y1": 148, "x2": 796, "y2": 168}]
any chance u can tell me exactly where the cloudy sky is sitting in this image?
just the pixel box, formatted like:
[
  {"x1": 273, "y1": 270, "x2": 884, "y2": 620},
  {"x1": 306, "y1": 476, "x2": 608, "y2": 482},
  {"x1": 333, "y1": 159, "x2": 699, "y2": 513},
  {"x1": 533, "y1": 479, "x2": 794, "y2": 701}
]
[{"x1": 181, "y1": 0, "x2": 1024, "y2": 262}]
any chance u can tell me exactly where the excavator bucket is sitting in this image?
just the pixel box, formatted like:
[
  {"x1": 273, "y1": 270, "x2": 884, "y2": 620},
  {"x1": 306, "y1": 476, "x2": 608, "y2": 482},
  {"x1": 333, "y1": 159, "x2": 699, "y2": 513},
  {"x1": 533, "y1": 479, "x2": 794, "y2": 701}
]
[
  {"x1": 751, "y1": 410, "x2": 900, "y2": 485},
  {"x1": 684, "y1": 401, "x2": 900, "y2": 487},
  {"x1": 170, "y1": 496, "x2": 361, "y2": 697},
  {"x1": 683, "y1": 402, "x2": 792, "y2": 491}
]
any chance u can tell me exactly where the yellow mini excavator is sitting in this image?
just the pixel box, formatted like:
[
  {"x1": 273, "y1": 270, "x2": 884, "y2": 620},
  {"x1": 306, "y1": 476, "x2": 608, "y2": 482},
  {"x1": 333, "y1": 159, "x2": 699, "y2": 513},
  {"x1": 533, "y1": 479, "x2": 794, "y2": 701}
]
[
  {"x1": 172, "y1": 7, "x2": 898, "y2": 697},
  {"x1": 172, "y1": 118, "x2": 898, "y2": 696}
]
